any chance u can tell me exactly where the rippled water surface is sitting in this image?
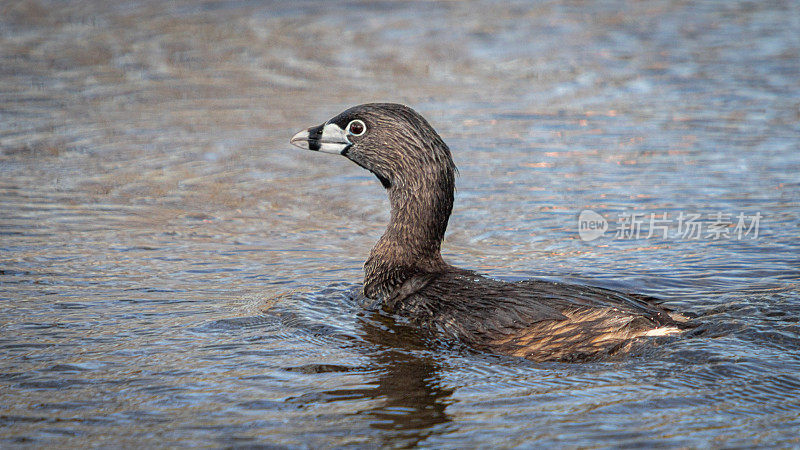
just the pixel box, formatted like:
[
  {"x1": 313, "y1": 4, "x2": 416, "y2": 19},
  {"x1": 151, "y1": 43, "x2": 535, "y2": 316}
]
[{"x1": 2, "y1": 0, "x2": 800, "y2": 447}]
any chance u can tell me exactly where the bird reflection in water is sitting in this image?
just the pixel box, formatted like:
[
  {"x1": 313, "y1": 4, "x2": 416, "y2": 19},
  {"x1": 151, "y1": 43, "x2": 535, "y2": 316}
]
[{"x1": 286, "y1": 309, "x2": 454, "y2": 447}]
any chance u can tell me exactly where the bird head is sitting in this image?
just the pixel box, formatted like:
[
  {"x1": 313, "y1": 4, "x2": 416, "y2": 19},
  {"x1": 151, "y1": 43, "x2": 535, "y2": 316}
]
[{"x1": 290, "y1": 103, "x2": 455, "y2": 191}]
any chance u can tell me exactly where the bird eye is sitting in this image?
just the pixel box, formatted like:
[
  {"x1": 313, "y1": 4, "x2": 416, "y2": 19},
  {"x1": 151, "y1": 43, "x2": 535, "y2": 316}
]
[{"x1": 347, "y1": 120, "x2": 366, "y2": 136}]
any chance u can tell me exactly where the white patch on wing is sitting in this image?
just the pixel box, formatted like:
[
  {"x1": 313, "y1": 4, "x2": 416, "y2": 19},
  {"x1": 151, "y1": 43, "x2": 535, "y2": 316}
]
[{"x1": 642, "y1": 326, "x2": 682, "y2": 337}]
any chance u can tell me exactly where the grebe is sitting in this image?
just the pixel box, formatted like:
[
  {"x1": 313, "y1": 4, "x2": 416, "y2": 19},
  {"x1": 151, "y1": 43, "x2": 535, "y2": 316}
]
[{"x1": 290, "y1": 103, "x2": 686, "y2": 361}]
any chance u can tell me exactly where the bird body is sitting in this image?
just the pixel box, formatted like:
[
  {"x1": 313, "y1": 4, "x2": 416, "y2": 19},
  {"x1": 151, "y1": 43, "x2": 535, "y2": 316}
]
[{"x1": 290, "y1": 103, "x2": 685, "y2": 362}]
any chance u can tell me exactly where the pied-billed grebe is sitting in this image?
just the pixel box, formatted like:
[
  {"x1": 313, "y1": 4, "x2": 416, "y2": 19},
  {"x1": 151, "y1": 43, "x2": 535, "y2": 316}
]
[{"x1": 290, "y1": 103, "x2": 687, "y2": 362}]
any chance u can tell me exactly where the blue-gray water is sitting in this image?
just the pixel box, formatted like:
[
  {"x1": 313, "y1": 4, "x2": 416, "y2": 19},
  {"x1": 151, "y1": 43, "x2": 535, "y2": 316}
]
[{"x1": 2, "y1": 0, "x2": 799, "y2": 447}]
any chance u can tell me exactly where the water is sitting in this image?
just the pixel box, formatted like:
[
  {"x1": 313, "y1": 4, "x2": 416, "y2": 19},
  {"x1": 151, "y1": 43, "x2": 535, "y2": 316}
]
[{"x1": 1, "y1": 0, "x2": 799, "y2": 447}]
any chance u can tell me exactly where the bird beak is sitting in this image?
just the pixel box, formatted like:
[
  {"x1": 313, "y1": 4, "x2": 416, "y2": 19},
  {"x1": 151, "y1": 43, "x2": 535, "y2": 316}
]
[{"x1": 290, "y1": 123, "x2": 351, "y2": 155}]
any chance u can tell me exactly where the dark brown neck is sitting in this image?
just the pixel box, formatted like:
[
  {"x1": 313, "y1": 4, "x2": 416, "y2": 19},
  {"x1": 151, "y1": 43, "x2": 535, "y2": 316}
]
[{"x1": 363, "y1": 168, "x2": 454, "y2": 300}]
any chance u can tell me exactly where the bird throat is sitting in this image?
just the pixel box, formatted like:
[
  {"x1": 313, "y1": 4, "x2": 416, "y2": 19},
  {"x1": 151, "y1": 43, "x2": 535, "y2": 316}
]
[{"x1": 363, "y1": 175, "x2": 454, "y2": 301}]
